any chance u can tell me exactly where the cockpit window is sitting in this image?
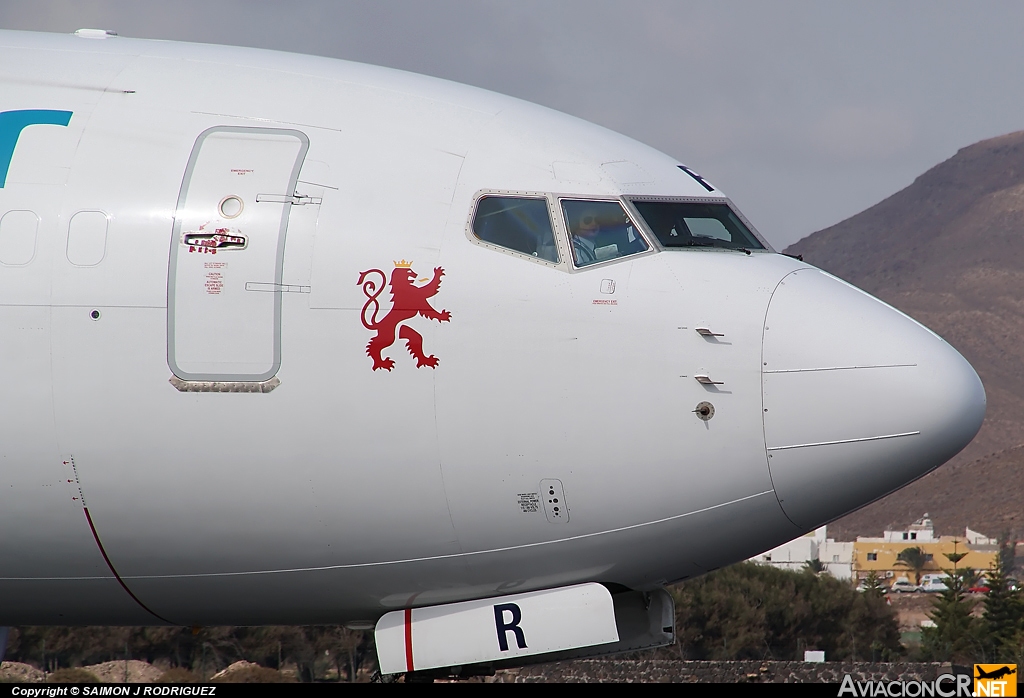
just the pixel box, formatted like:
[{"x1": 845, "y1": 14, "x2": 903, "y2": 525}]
[
  {"x1": 629, "y1": 201, "x2": 765, "y2": 251},
  {"x1": 561, "y1": 199, "x2": 649, "y2": 267},
  {"x1": 472, "y1": 196, "x2": 559, "y2": 262}
]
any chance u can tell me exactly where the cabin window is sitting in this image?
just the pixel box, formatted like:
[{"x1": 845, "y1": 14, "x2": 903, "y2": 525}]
[
  {"x1": 629, "y1": 200, "x2": 765, "y2": 251},
  {"x1": 0, "y1": 210, "x2": 39, "y2": 265},
  {"x1": 472, "y1": 196, "x2": 559, "y2": 262},
  {"x1": 560, "y1": 199, "x2": 648, "y2": 268}
]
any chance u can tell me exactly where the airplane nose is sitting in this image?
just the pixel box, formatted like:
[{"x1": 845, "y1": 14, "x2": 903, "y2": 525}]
[{"x1": 761, "y1": 268, "x2": 986, "y2": 529}]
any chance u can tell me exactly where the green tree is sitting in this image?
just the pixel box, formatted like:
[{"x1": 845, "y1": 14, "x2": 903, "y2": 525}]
[
  {"x1": 671, "y1": 562, "x2": 901, "y2": 661},
  {"x1": 998, "y1": 531, "x2": 1017, "y2": 576},
  {"x1": 961, "y1": 568, "x2": 983, "y2": 591},
  {"x1": 982, "y1": 564, "x2": 1023, "y2": 662},
  {"x1": 922, "y1": 569, "x2": 982, "y2": 662},
  {"x1": 860, "y1": 571, "x2": 886, "y2": 599},
  {"x1": 922, "y1": 540, "x2": 985, "y2": 662},
  {"x1": 804, "y1": 558, "x2": 826, "y2": 574},
  {"x1": 311, "y1": 626, "x2": 367, "y2": 682},
  {"x1": 895, "y1": 546, "x2": 929, "y2": 585},
  {"x1": 944, "y1": 540, "x2": 968, "y2": 568}
]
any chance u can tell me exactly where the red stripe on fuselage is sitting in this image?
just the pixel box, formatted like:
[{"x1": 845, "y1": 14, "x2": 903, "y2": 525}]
[
  {"x1": 83, "y1": 507, "x2": 172, "y2": 624},
  {"x1": 404, "y1": 607, "x2": 414, "y2": 672}
]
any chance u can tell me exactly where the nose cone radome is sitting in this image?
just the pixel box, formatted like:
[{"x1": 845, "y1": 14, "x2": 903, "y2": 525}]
[{"x1": 762, "y1": 269, "x2": 985, "y2": 530}]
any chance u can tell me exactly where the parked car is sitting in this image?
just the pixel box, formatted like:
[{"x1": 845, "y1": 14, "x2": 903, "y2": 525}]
[
  {"x1": 920, "y1": 577, "x2": 949, "y2": 593},
  {"x1": 968, "y1": 579, "x2": 990, "y2": 594},
  {"x1": 918, "y1": 573, "x2": 950, "y2": 592},
  {"x1": 890, "y1": 579, "x2": 921, "y2": 593}
]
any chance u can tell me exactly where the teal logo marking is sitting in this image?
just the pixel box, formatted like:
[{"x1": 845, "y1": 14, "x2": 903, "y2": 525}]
[{"x1": 0, "y1": 109, "x2": 73, "y2": 188}]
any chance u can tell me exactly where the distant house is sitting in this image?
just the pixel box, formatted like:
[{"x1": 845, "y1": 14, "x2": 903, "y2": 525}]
[
  {"x1": 965, "y1": 527, "x2": 997, "y2": 547},
  {"x1": 820, "y1": 536, "x2": 855, "y2": 580},
  {"x1": 749, "y1": 526, "x2": 853, "y2": 580},
  {"x1": 852, "y1": 514, "x2": 998, "y2": 583}
]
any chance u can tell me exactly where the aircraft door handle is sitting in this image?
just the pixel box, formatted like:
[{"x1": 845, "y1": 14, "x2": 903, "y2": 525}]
[
  {"x1": 245, "y1": 282, "x2": 311, "y2": 293},
  {"x1": 694, "y1": 375, "x2": 723, "y2": 385},
  {"x1": 256, "y1": 193, "x2": 322, "y2": 205},
  {"x1": 695, "y1": 328, "x2": 724, "y2": 337}
]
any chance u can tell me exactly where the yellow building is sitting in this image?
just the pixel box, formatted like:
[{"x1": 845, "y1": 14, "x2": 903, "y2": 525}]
[{"x1": 852, "y1": 515, "x2": 998, "y2": 584}]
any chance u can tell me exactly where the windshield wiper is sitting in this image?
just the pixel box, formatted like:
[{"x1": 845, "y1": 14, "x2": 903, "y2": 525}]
[{"x1": 694, "y1": 238, "x2": 752, "y2": 255}]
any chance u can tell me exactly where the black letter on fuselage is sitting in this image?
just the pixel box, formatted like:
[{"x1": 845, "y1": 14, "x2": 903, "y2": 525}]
[
  {"x1": 677, "y1": 164, "x2": 716, "y2": 192},
  {"x1": 494, "y1": 603, "x2": 527, "y2": 651}
]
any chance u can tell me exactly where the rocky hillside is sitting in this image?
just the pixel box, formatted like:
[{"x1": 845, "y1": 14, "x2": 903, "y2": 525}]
[{"x1": 785, "y1": 130, "x2": 1024, "y2": 540}]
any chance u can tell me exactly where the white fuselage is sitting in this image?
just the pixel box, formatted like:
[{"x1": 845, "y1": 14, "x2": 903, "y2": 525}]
[{"x1": 0, "y1": 30, "x2": 984, "y2": 628}]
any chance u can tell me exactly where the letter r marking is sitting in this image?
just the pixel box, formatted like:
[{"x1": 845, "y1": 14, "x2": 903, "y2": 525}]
[{"x1": 493, "y1": 602, "x2": 527, "y2": 651}]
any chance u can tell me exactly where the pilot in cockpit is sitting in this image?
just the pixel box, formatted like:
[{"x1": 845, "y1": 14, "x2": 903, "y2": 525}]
[
  {"x1": 568, "y1": 202, "x2": 648, "y2": 267},
  {"x1": 570, "y1": 209, "x2": 602, "y2": 266}
]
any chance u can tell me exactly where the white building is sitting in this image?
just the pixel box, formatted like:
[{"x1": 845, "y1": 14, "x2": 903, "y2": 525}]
[
  {"x1": 856, "y1": 514, "x2": 937, "y2": 544},
  {"x1": 965, "y1": 527, "x2": 997, "y2": 547},
  {"x1": 856, "y1": 514, "x2": 997, "y2": 549},
  {"x1": 819, "y1": 537, "x2": 854, "y2": 580},
  {"x1": 749, "y1": 526, "x2": 853, "y2": 580}
]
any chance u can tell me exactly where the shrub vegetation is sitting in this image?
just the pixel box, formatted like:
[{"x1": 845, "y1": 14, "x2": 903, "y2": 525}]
[{"x1": 670, "y1": 562, "x2": 902, "y2": 661}]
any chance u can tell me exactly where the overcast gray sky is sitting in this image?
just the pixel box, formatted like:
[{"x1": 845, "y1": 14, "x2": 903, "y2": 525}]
[{"x1": 3, "y1": 1, "x2": 1023, "y2": 249}]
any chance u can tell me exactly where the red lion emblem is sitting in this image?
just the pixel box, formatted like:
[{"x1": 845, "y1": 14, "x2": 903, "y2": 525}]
[{"x1": 357, "y1": 261, "x2": 451, "y2": 371}]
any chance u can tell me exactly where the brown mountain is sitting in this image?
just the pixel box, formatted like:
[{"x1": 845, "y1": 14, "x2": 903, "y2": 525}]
[{"x1": 785, "y1": 129, "x2": 1024, "y2": 541}]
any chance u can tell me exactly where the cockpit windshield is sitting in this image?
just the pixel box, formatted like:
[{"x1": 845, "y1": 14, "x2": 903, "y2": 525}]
[
  {"x1": 629, "y1": 201, "x2": 765, "y2": 251},
  {"x1": 561, "y1": 199, "x2": 648, "y2": 267}
]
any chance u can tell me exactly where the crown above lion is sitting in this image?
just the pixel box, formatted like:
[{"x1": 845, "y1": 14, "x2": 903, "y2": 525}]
[{"x1": 393, "y1": 259, "x2": 413, "y2": 268}]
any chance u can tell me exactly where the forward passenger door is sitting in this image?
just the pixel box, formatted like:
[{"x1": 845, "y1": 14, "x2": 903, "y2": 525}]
[{"x1": 167, "y1": 126, "x2": 309, "y2": 382}]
